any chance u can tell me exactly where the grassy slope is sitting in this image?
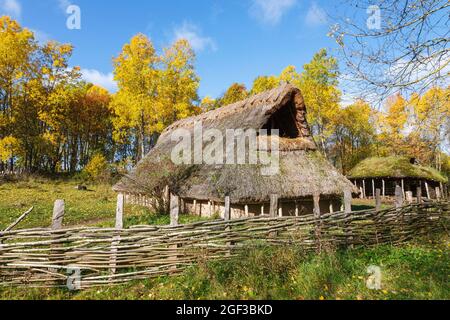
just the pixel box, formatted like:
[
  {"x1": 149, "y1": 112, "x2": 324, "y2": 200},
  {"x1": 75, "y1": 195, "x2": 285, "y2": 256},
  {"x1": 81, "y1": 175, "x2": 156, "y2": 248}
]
[
  {"x1": 0, "y1": 177, "x2": 207, "y2": 229},
  {"x1": 0, "y1": 234, "x2": 448, "y2": 300}
]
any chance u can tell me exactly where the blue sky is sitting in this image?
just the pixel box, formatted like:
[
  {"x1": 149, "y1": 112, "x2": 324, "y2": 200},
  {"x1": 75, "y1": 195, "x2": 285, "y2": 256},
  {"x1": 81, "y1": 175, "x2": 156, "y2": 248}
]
[{"x1": 1, "y1": 0, "x2": 347, "y2": 99}]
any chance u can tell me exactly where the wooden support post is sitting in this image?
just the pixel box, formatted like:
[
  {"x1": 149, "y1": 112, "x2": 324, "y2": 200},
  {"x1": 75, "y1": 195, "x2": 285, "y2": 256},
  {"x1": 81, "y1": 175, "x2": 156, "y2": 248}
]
[
  {"x1": 405, "y1": 191, "x2": 413, "y2": 204},
  {"x1": 416, "y1": 186, "x2": 422, "y2": 204},
  {"x1": 278, "y1": 206, "x2": 283, "y2": 217},
  {"x1": 164, "y1": 186, "x2": 170, "y2": 213},
  {"x1": 395, "y1": 185, "x2": 404, "y2": 208},
  {"x1": 115, "y1": 194, "x2": 124, "y2": 230},
  {"x1": 295, "y1": 202, "x2": 299, "y2": 217},
  {"x1": 52, "y1": 200, "x2": 65, "y2": 230},
  {"x1": 401, "y1": 179, "x2": 405, "y2": 198},
  {"x1": 362, "y1": 180, "x2": 366, "y2": 199},
  {"x1": 435, "y1": 187, "x2": 441, "y2": 200},
  {"x1": 170, "y1": 194, "x2": 180, "y2": 227},
  {"x1": 329, "y1": 201, "x2": 334, "y2": 214},
  {"x1": 244, "y1": 205, "x2": 249, "y2": 216},
  {"x1": 313, "y1": 194, "x2": 321, "y2": 217},
  {"x1": 372, "y1": 179, "x2": 375, "y2": 199},
  {"x1": 359, "y1": 187, "x2": 364, "y2": 199},
  {"x1": 208, "y1": 201, "x2": 212, "y2": 217},
  {"x1": 382, "y1": 179, "x2": 386, "y2": 198},
  {"x1": 425, "y1": 182, "x2": 431, "y2": 200},
  {"x1": 439, "y1": 182, "x2": 445, "y2": 200},
  {"x1": 261, "y1": 204, "x2": 265, "y2": 216},
  {"x1": 375, "y1": 189, "x2": 382, "y2": 212},
  {"x1": 269, "y1": 194, "x2": 278, "y2": 218},
  {"x1": 193, "y1": 200, "x2": 197, "y2": 215}
]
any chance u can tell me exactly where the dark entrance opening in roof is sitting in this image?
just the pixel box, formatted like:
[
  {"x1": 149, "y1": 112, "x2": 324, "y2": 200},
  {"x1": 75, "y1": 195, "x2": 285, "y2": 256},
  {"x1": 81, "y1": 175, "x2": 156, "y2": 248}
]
[{"x1": 262, "y1": 98, "x2": 300, "y2": 138}]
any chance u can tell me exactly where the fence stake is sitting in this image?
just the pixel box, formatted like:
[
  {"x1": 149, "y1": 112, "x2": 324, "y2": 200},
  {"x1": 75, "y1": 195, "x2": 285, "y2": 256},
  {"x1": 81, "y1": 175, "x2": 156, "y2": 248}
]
[
  {"x1": 344, "y1": 189, "x2": 353, "y2": 249},
  {"x1": 313, "y1": 193, "x2": 322, "y2": 252},
  {"x1": 395, "y1": 185, "x2": 404, "y2": 208},
  {"x1": 115, "y1": 194, "x2": 124, "y2": 230},
  {"x1": 375, "y1": 189, "x2": 382, "y2": 212},
  {"x1": 224, "y1": 196, "x2": 232, "y2": 256},
  {"x1": 52, "y1": 200, "x2": 65, "y2": 230},
  {"x1": 269, "y1": 194, "x2": 278, "y2": 218},
  {"x1": 170, "y1": 194, "x2": 180, "y2": 227}
]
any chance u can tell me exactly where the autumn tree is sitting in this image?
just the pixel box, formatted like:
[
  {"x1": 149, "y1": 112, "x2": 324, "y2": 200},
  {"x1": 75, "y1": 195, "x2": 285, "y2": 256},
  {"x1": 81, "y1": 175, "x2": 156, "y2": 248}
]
[
  {"x1": 331, "y1": 100, "x2": 376, "y2": 173},
  {"x1": 111, "y1": 34, "x2": 159, "y2": 161},
  {"x1": 219, "y1": 83, "x2": 248, "y2": 106},
  {"x1": 298, "y1": 49, "x2": 341, "y2": 158},
  {"x1": 158, "y1": 39, "x2": 200, "y2": 126}
]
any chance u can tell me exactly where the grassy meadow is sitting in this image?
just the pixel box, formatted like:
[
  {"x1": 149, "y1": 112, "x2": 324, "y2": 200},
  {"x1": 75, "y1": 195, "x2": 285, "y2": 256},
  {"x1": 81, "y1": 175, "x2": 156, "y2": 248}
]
[
  {"x1": 0, "y1": 176, "x2": 207, "y2": 230},
  {"x1": 0, "y1": 177, "x2": 448, "y2": 300},
  {"x1": 0, "y1": 234, "x2": 448, "y2": 300}
]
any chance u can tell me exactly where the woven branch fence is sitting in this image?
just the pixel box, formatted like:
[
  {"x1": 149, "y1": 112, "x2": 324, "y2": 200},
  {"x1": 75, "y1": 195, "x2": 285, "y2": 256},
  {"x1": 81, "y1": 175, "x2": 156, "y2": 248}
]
[{"x1": 0, "y1": 201, "x2": 449, "y2": 289}]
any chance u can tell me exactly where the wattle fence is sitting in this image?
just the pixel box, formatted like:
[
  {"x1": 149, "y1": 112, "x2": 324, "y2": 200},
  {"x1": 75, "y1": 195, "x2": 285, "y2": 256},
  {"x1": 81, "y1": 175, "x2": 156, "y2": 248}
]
[{"x1": 0, "y1": 201, "x2": 449, "y2": 289}]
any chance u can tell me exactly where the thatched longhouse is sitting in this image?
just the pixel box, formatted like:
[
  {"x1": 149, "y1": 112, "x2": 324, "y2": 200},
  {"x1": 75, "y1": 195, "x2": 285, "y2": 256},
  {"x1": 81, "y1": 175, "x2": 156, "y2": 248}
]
[
  {"x1": 113, "y1": 84, "x2": 358, "y2": 218},
  {"x1": 348, "y1": 156, "x2": 448, "y2": 201}
]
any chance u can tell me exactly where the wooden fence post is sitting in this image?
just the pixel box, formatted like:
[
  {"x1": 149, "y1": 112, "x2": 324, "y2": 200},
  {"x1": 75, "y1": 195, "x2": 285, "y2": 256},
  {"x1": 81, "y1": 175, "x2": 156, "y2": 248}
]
[
  {"x1": 224, "y1": 196, "x2": 232, "y2": 256},
  {"x1": 116, "y1": 194, "x2": 124, "y2": 230},
  {"x1": 169, "y1": 194, "x2": 180, "y2": 271},
  {"x1": 344, "y1": 189, "x2": 353, "y2": 249},
  {"x1": 269, "y1": 194, "x2": 279, "y2": 218},
  {"x1": 395, "y1": 185, "x2": 404, "y2": 208},
  {"x1": 50, "y1": 200, "x2": 64, "y2": 274},
  {"x1": 313, "y1": 193, "x2": 322, "y2": 252},
  {"x1": 52, "y1": 200, "x2": 65, "y2": 230},
  {"x1": 344, "y1": 189, "x2": 352, "y2": 214},
  {"x1": 375, "y1": 189, "x2": 382, "y2": 212},
  {"x1": 170, "y1": 194, "x2": 180, "y2": 227},
  {"x1": 111, "y1": 194, "x2": 124, "y2": 277}
]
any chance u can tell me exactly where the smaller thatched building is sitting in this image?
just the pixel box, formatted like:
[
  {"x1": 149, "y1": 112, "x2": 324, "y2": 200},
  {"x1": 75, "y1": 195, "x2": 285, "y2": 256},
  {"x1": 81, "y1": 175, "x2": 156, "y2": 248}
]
[
  {"x1": 114, "y1": 84, "x2": 358, "y2": 219},
  {"x1": 348, "y1": 156, "x2": 448, "y2": 201}
]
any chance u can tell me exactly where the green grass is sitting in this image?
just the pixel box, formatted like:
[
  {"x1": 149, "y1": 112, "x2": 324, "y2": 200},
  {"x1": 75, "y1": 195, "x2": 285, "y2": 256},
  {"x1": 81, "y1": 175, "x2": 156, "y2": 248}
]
[
  {"x1": 351, "y1": 199, "x2": 393, "y2": 211},
  {"x1": 0, "y1": 234, "x2": 448, "y2": 300},
  {"x1": 0, "y1": 177, "x2": 207, "y2": 229}
]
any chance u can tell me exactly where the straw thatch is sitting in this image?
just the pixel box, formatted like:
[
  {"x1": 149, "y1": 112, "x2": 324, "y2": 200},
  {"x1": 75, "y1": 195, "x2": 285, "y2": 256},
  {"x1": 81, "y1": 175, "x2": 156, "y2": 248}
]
[
  {"x1": 113, "y1": 84, "x2": 357, "y2": 204},
  {"x1": 348, "y1": 156, "x2": 448, "y2": 184}
]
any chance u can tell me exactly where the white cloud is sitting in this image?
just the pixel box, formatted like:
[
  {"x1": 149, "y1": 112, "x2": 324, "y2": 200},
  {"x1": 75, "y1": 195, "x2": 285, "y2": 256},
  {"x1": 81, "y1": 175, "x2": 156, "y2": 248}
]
[
  {"x1": 250, "y1": 0, "x2": 297, "y2": 25},
  {"x1": 173, "y1": 22, "x2": 217, "y2": 52},
  {"x1": 81, "y1": 69, "x2": 117, "y2": 92},
  {"x1": 305, "y1": 2, "x2": 327, "y2": 26},
  {"x1": 1, "y1": 0, "x2": 21, "y2": 19}
]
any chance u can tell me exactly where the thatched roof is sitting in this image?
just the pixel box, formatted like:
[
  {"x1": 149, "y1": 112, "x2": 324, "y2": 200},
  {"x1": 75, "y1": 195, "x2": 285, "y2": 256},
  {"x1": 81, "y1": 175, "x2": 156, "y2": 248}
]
[
  {"x1": 113, "y1": 84, "x2": 357, "y2": 203},
  {"x1": 348, "y1": 156, "x2": 448, "y2": 184}
]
